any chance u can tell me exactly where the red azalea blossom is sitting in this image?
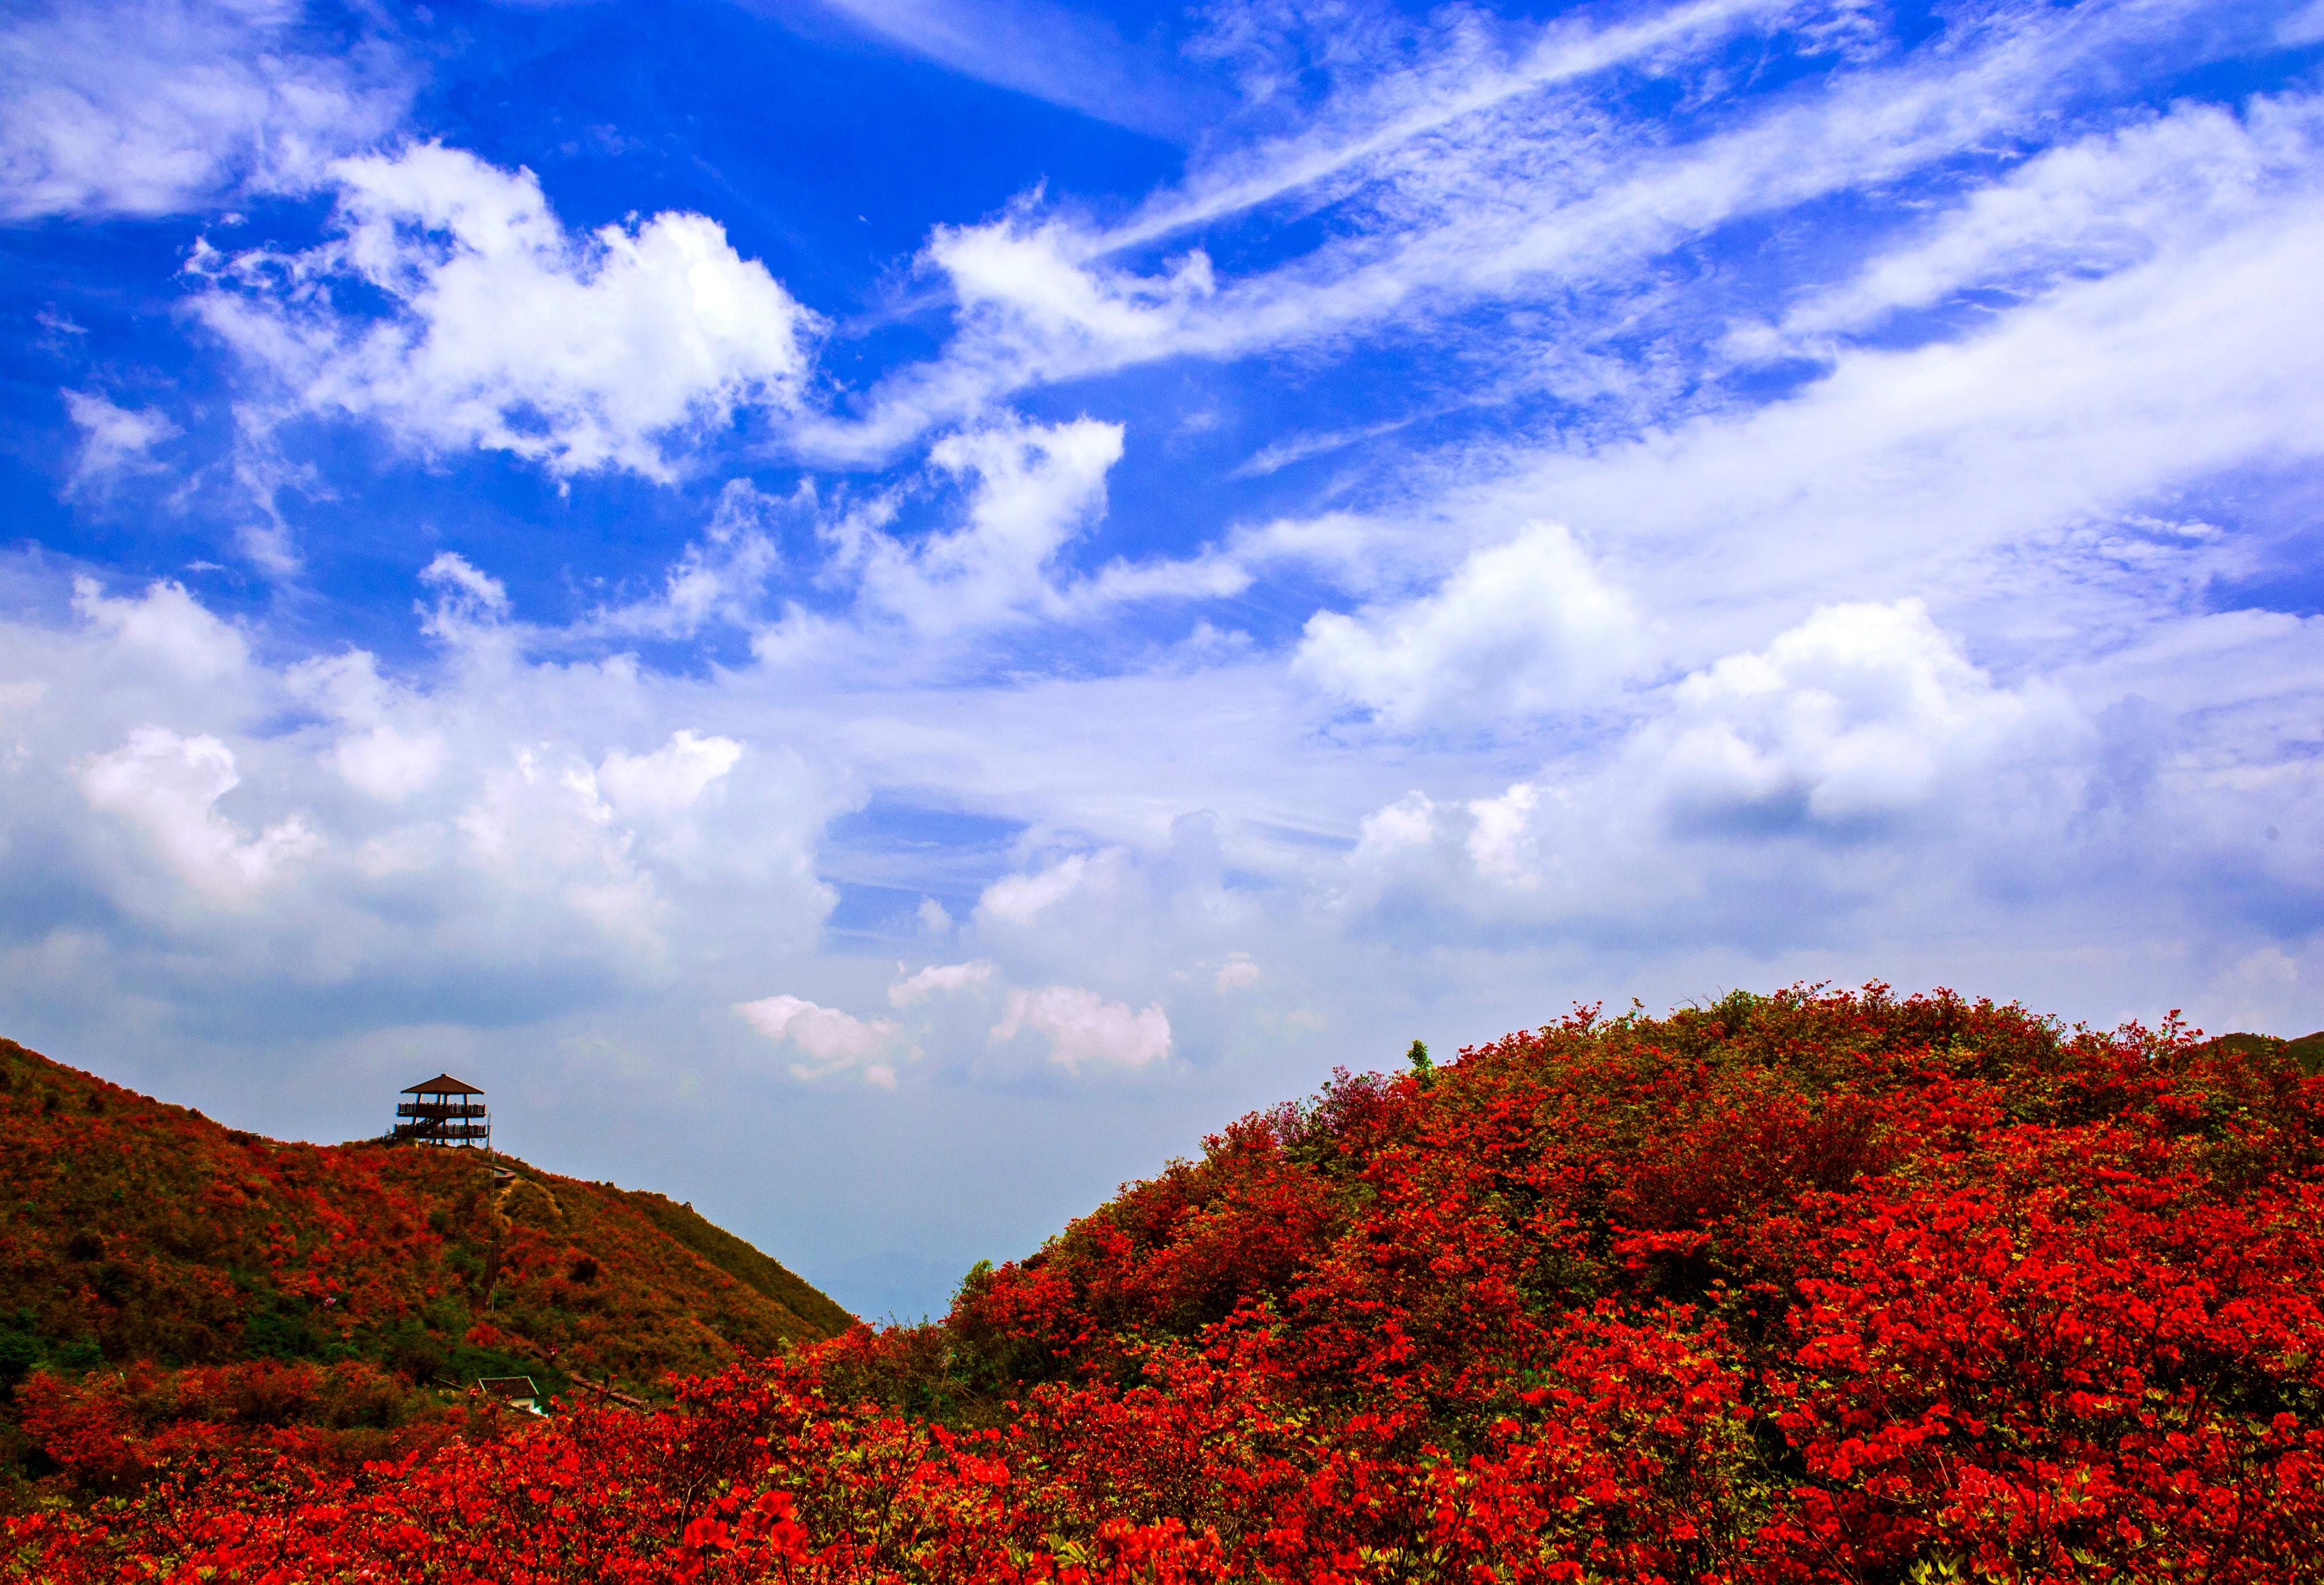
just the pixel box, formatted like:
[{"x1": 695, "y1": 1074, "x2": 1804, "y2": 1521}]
[{"x1": 6, "y1": 987, "x2": 2323, "y2": 1581}]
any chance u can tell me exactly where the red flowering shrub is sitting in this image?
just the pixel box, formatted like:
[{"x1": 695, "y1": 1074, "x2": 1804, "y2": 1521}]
[
  {"x1": 11, "y1": 1356, "x2": 465, "y2": 1517},
  {"x1": 0, "y1": 1036, "x2": 852, "y2": 1416},
  {"x1": 7, "y1": 987, "x2": 2323, "y2": 1582}
]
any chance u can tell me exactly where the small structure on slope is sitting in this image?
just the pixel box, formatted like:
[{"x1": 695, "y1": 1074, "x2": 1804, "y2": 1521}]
[
  {"x1": 393, "y1": 1074, "x2": 490, "y2": 1148},
  {"x1": 475, "y1": 1375, "x2": 544, "y2": 1415}
]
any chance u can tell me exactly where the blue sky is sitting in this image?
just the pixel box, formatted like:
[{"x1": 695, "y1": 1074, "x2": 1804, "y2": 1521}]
[{"x1": 4, "y1": 0, "x2": 2323, "y2": 1318}]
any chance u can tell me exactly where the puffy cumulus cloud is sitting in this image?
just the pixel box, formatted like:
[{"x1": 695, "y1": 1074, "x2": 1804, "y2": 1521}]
[
  {"x1": 287, "y1": 650, "x2": 445, "y2": 803},
  {"x1": 932, "y1": 817, "x2": 1297, "y2": 1075},
  {"x1": 888, "y1": 959, "x2": 995, "y2": 1007},
  {"x1": 1295, "y1": 522, "x2": 1642, "y2": 728},
  {"x1": 196, "y1": 143, "x2": 821, "y2": 482},
  {"x1": 595, "y1": 732, "x2": 743, "y2": 822},
  {"x1": 735, "y1": 994, "x2": 906, "y2": 1087},
  {"x1": 0, "y1": 550, "x2": 846, "y2": 1051},
  {"x1": 961, "y1": 817, "x2": 1272, "y2": 963},
  {"x1": 843, "y1": 416, "x2": 1126, "y2": 634},
  {"x1": 70, "y1": 577, "x2": 249, "y2": 684},
  {"x1": 1344, "y1": 601, "x2": 2090, "y2": 932},
  {"x1": 444, "y1": 750, "x2": 669, "y2": 960},
  {"x1": 965, "y1": 837, "x2": 1270, "y2": 988},
  {"x1": 1651, "y1": 601, "x2": 2078, "y2": 832},
  {"x1": 0, "y1": 0, "x2": 407, "y2": 221},
  {"x1": 798, "y1": 413, "x2": 1284, "y2": 648},
  {"x1": 991, "y1": 985, "x2": 1171, "y2": 1074},
  {"x1": 61, "y1": 391, "x2": 179, "y2": 491},
  {"x1": 78, "y1": 726, "x2": 317, "y2": 900},
  {"x1": 328, "y1": 724, "x2": 444, "y2": 804}
]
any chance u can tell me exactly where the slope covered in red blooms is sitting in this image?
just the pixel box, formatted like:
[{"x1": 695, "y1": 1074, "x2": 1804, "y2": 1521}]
[
  {"x1": 0, "y1": 1036, "x2": 853, "y2": 1419},
  {"x1": 10, "y1": 988, "x2": 2324, "y2": 1582}
]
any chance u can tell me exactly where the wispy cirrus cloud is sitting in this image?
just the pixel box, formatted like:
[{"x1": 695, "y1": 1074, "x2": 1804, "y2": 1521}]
[
  {"x1": 0, "y1": 0, "x2": 409, "y2": 222},
  {"x1": 749, "y1": 0, "x2": 1206, "y2": 135},
  {"x1": 61, "y1": 390, "x2": 180, "y2": 492},
  {"x1": 822, "y1": 0, "x2": 2278, "y2": 450}
]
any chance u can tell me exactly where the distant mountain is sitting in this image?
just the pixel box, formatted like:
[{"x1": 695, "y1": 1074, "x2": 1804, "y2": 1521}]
[
  {"x1": 2197, "y1": 1028, "x2": 2324, "y2": 1072},
  {"x1": 0, "y1": 1038, "x2": 854, "y2": 1401}
]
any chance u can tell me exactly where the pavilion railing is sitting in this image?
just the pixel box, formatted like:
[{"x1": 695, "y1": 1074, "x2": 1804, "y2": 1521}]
[{"x1": 392, "y1": 1118, "x2": 491, "y2": 1142}]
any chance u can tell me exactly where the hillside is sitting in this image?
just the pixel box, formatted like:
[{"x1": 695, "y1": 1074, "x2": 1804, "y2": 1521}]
[
  {"x1": 9, "y1": 989, "x2": 2324, "y2": 1583},
  {"x1": 0, "y1": 1038, "x2": 852, "y2": 1402}
]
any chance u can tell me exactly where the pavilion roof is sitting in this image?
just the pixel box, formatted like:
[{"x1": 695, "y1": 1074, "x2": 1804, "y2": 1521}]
[{"x1": 401, "y1": 1074, "x2": 484, "y2": 1096}]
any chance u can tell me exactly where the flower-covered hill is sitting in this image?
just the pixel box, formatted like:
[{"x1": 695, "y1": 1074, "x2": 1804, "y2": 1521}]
[
  {"x1": 0, "y1": 1036, "x2": 853, "y2": 1403},
  {"x1": 10, "y1": 989, "x2": 2324, "y2": 1583}
]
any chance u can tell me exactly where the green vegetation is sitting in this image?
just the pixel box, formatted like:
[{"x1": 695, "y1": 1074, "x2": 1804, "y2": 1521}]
[
  {"x1": 2201, "y1": 1028, "x2": 2324, "y2": 1074},
  {"x1": 0, "y1": 1037, "x2": 852, "y2": 1426},
  {"x1": 622, "y1": 1189, "x2": 857, "y2": 1337}
]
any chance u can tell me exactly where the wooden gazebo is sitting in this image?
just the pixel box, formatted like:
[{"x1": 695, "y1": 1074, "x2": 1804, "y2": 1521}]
[{"x1": 394, "y1": 1074, "x2": 490, "y2": 1148}]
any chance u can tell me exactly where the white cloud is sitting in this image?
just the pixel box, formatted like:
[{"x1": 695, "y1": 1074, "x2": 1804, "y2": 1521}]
[
  {"x1": 991, "y1": 984, "x2": 1170, "y2": 1074},
  {"x1": 330, "y1": 724, "x2": 446, "y2": 803},
  {"x1": 848, "y1": 416, "x2": 1126, "y2": 632},
  {"x1": 976, "y1": 850, "x2": 1122, "y2": 926},
  {"x1": 78, "y1": 726, "x2": 317, "y2": 898},
  {"x1": 914, "y1": 218, "x2": 1216, "y2": 400},
  {"x1": 1127, "y1": 0, "x2": 1805, "y2": 250},
  {"x1": 1295, "y1": 522, "x2": 1641, "y2": 728},
  {"x1": 0, "y1": 0, "x2": 408, "y2": 221},
  {"x1": 453, "y1": 750, "x2": 668, "y2": 957},
  {"x1": 596, "y1": 731, "x2": 744, "y2": 821},
  {"x1": 735, "y1": 993, "x2": 906, "y2": 1087},
  {"x1": 11, "y1": 546, "x2": 847, "y2": 996},
  {"x1": 888, "y1": 959, "x2": 995, "y2": 1006},
  {"x1": 70, "y1": 577, "x2": 249, "y2": 683},
  {"x1": 1765, "y1": 95, "x2": 2324, "y2": 348},
  {"x1": 198, "y1": 142, "x2": 820, "y2": 481},
  {"x1": 586, "y1": 479, "x2": 787, "y2": 640},
  {"x1": 1650, "y1": 600, "x2": 2074, "y2": 829},
  {"x1": 837, "y1": 0, "x2": 2243, "y2": 448},
  {"x1": 61, "y1": 391, "x2": 179, "y2": 490},
  {"x1": 417, "y1": 552, "x2": 512, "y2": 634},
  {"x1": 1391, "y1": 107, "x2": 2324, "y2": 676},
  {"x1": 1214, "y1": 952, "x2": 1260, "y2": 991},
  {"x1": 775, "y1": 0, "x2": 1190, "y2": 133},
  {"x1": 1344, "y1": 601, "x2": 2089, "y2": 927},
  {"x1": 818, "y1": 224, "x2": 1216, "y2": 448},
  {"x1": 285, "y1": 648, "x2": 445, "y2": 802}
]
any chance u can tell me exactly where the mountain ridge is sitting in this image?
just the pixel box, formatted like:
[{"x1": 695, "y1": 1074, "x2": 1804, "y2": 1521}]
[
  {"x1": 0, "y1": 1036, "x2": 853, "y2": 1402},
  {"x1": 6, "y1": 991, "x2": 2324, "y2": 1580}
]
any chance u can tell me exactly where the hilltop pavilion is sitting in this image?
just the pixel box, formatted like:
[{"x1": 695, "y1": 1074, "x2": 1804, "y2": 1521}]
[{"x1": 394, "y1": 1074, "x2": 490, "y2": 1148}]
